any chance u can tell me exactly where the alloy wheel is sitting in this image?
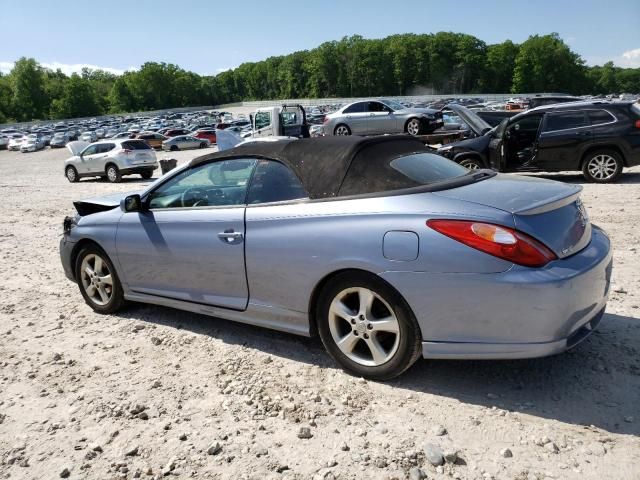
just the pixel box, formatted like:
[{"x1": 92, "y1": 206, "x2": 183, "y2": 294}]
[
  {"x1": 407, "y1": 119, "x2": 421, "y2": 136},
  {"x1": 328, "y1": 287, "x2": 401, "y2": 367},
  {"x1": 80, "y1": 254, "x2": 113, "y2": 306},
  {"x1": 66, "y1": 167, "x2": 76, "y2": 181},
  {"x1": 460, "y1": 160, "x2": 481, "y2": 170},
  {"x1": 587, "y1": 154, "x2": 617, "y2": 180},
  {"x1": 335, "y1": 125, "x2": 350, "y2": 136},
  {"x1": 107, "y1": 167, "x2": 118, "y2": 182}
]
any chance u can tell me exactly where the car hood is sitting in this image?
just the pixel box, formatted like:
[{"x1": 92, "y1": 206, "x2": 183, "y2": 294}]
[
  {"x1": 67, "y1": 140, "x2": 90, "y2": 156},
  {"x1": 73, "y1": 191, "x2": 140, "y2": 216},
  {"x1": 447, "y1": 104, "x2": 492, "y2": 136}
]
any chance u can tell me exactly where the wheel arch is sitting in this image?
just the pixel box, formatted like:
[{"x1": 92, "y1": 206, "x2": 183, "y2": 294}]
[
  {"x1": 403, "y1": 116, "x2": 422, "y2": 132},
  {"x1": 307, "y1": 268, "x2": 419, "y2": 338},
  {"x1": 580, "y1": 144, "x2": 627, "y2": 168},
  {"x1": 452, "y1": 151, "x2": 488, "y2": 168},
  {"x1": 333, "y1": 123, "x2": 351, "y2": 135},
  {"x1": 104, "y1": 161, "x2": 119, "y2": 173},
  {"x1": 69, "y1": 238, "x2": 109, "y2": 282}
]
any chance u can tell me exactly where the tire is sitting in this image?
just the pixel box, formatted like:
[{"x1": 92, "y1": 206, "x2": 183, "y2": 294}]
[
  {"x1": 459, "y1": 157, "x2": 485, "y2": 170},
  {"x1": 140, "y1": 171, "x2": 153, "y2": 180},
  {"x1": 170, "y1": 145, "x2": 179, "y2": 151},
  {"x1": 334, "y1": 124, "x2": 351, "y2": 136},
  {"x1": 105, "y1": 164, "x2": 121, "y2": 183},
  {"x1": 199, "y1": 142, "x2": 206, "y2": 149},
  {"x1": 406, "y1": 118, "x2": 424, "y2": 136},
  {"x1": 582, "y1": 149, "x2": 623, "y2": 183},
  {"x1": 65, "y1": 166, "x2": 79, "y2": 183},
  {"x1": 316, "y1": 272, "x2": 422, "y2": 380},
  {"x1": 75, "y1": 245, "x2": 125, "y2": 314}
]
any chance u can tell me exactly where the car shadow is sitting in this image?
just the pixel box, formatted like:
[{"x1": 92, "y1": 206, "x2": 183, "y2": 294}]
[
  {"x1": 521, "y1": 171, "x2": 640, "y2": 185},
  {"x1": 118, "y1": 305, "x2": 639, "y2": 437},
  {"x1": 78, "y1": 177, "x2": 156, "y2": 184}
]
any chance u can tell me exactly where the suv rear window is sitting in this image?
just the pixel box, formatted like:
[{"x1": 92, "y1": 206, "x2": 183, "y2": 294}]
[
  {"x1": 544, "y1": 112, "x2": 587, "y2": 132},
  {"x1": 339, "y1": 140, "x2": 468, "y2": 196},
  {"x1": 121, "y1": 140, "x2": 151, "y2": 150},
  {"x1": 587, "y1": 110, "x2": 616, "y2": 125}
]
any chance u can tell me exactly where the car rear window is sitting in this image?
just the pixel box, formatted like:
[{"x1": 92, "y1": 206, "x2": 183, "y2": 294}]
[
  {"x1": 587, "y1": 110, "x2": 616, "y2": 125},
  {"x1": 121, "y1": 140, "x2": 151, "y2": 150},
  {"x1": 339, "y1": 140, "x2": 469, "y2": 196}
]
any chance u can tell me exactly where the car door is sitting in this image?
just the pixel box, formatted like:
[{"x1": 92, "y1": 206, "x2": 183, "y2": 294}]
[
  {"x1": 366, "y1": 101, "x2": 397, "y2": 134},
  {"x1": 116, "y1": 158, "x2": 257, "y2": 310},
  {"x1": 535, "y1": 111, "x2": 590, "y2": 171},
  {"x1": 253, "y1": 110, "x2": 273, "y2": 137},
  {"x1": 341, "y1": 102, "x2": 369, "y2": 134},
  {"x1": 78, "y1": 144, "x2": 100, "y2": 174}
]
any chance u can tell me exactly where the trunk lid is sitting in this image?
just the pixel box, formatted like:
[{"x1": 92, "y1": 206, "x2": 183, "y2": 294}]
[{"x1": 433, "y1": 175, "x2": 591, "y2": 259}]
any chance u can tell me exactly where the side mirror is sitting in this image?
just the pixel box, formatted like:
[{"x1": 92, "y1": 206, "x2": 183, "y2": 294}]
[{"x1": 122, "y1": 194, "x2": 144, "y2": 212}]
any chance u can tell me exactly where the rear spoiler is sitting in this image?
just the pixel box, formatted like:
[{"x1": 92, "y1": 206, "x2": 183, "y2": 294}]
[{"x1": 514, "y1": 185, "x2": 582, "y2": 215}]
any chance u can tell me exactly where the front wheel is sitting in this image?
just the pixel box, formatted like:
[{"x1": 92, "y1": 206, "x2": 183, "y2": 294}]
[
  {"x1": 459, "y1": 157, "x2": 484, "y2": 170},
  {"x1": 106, "y1": 165, "x2": 121, "y2": 183},
  {"x1": 406, "y1": 118, "x2": 423, "y2": 136},
  {"x1": 316, "y1": 272, "x2": 422, "y2": 380},
  {"x1": 75, "y1": 246, "x2": 125, "y2": 314},
  {"x1": 65, "y1": 166, "x2": 79, "y2": 183},
  {"x1": 582, "y1": 150, "x2": 623, "y2": 183}
]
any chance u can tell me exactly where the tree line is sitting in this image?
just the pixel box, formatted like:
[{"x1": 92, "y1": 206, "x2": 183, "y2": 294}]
[{"x1": 1, "y1": 32, "x2": 638, "y2": 123}]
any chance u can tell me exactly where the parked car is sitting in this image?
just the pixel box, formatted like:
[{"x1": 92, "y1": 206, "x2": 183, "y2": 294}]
[
  {"x1": 439, "y1": 102, "x2": 640, "y2": 183},
  {"x1": 64, "y1": 139, "x2": 158, "y2": 183},
  {"x1": 20, "y1": 134, "x2": 46, "y2": 152},
  {"x1": 323, "y1": 99, "x2": 443, "y2": 136},
  {"x1": 163, "y1": 128, "x2": 191, "y2": 137},
  {"x1": 110, "y1": 131, "x2": 135, "y2": 139},
  {"x1": 80, "y1": 131, "x2": 98, "y2": 142},
  {"x1": 50, "y1": 131, "x2": 73, "y2": 148},
  {"x1": 136, "y1": 132, "x2": 167, "y2": 149},
  {"x1": 60, "y1": 135, "x2": 611, "y2": 380},
  {"x1": 7, "y1": 135, "x2": 24, "y2": 151},
  {"x1": 0, "y1": 135, "x2": 8, "y2": 150},
  {"x1": 193, "y1": 129, "x2": 217, "y2": 144},
  {"x1": 162, "y1": 135, "x2": 209, "y2": 151}
]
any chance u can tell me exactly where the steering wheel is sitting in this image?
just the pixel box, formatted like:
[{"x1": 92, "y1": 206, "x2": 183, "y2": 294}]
[{"x1": 180, "y1": 187, "x2": 207, "y2": 207}]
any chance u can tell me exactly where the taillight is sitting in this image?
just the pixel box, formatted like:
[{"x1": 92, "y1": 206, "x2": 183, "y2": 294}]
[
  {"x1": 635, "y1": 119, "x2": 640, "y2": 129},
  {"x1": 427, "y1": 219, "x2": 557, "y2": 268}
]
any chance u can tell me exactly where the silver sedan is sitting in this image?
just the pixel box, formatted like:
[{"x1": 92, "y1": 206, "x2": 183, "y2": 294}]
[
  {"x1": 60, "y1": 136, "x2": 611, "y2": 379},
  {"x1": 162, "y1": 135, "x2": 210, "y2": 151},
  {"x1": 323, "y1": 99, "x2": 443, "y2": 136}
]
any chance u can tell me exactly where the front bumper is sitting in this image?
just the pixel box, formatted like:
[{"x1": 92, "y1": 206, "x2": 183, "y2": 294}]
[
  {"x1": 380, "y1": 225, "x2": 612, "y2": 360},
  {"x1": 60, "y1": 236, "x2": 77, "y2": 282}
]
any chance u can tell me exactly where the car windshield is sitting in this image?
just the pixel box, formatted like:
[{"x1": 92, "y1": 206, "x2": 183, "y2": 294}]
[{"x1": 381, "y1": 99, "x2": 406, "y2": 111}]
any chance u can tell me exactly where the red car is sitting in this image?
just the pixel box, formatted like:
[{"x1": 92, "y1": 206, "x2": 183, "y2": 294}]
[{"x1": 193, "y1": 129, "x2": 217, "y2": 144}]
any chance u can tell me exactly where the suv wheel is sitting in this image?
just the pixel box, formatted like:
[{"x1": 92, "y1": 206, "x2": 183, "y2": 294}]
[
  {"x1": 459, "y1": 157, "x2": 484, "y2": 170},
  {"x1": 582, "y1": 150, "x2": 623, "y2": 183},
  {"x1": 316, "y1": 272, "x2": 422, "y2": 380},
  {"x1": 106, "y1": 164, "x2": 122, "y2": 183},
  {"x1": 140, "y1": 171, "x2": 153, "y2": 180},
  {"x1": 66, "y1": 166, "x2": 79, "y2": 183}
]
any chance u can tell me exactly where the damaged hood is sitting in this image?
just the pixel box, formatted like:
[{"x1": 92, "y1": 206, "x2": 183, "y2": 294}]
[
  {"x1": 73, "y1": 191, "x2": 140, "y2": 216},
  {"x1": 447, "y1": 104, "x2": 493, "y2": 136},
  {"x1": 66, "y1": 140, "x2": 90, "y2": 156}
]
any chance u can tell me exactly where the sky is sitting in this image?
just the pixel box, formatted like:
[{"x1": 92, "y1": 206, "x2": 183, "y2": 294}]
[{"x1": 1, "y1": 0, "x2": 639, "y2": 76}]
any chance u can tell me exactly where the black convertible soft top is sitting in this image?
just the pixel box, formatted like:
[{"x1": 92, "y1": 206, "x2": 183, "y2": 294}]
[{"x1": 190, "y1": 135, "x2": 429, "y2": 199}]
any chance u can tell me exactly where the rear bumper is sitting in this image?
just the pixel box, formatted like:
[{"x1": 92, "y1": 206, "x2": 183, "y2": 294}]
[
  {"x1": 120, "y1": 165, "x2": 158, "y2": 175},
  {"x1": 380, "y1": 225, "x2": 612, "y2": 360}
]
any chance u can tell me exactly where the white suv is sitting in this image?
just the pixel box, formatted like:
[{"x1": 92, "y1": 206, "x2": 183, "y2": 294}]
[{"x1": 64, "y1": 139, "x2": 159, "y2": 183}]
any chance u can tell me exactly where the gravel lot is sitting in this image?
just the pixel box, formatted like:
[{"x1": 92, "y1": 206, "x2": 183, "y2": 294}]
[{"x1": 0, "y1": 145, "x2": 639, "y2": 480}]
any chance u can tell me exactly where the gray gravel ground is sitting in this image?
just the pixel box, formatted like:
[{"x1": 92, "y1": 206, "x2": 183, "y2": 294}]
[{"x1": 0, "y1": 145, "x2": 639, "y2": 480}]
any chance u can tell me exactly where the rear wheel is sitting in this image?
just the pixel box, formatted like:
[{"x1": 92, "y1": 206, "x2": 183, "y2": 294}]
[
  {"x1": 316, "y1": 272, "x2": 422, "y2": 380},
  {"x1": 75, "y1": 246, "x2": 125, "y2": 314},
  {"x1": 406, "y1": 118, "x2": 423, "y2": 136},
  {"x1": 334, "y1": 124, "x2": 351, "y2": 136},
  {"x1": 65, "y1": 166, "x2": 79, "y2": 183},
  {"x1": 582, "y1": 150, "x2": 623, "y2": 183},
  {"x1": 140, "y1": 171, "x2": 153, "y2": 180},
  {"x1": 106, "y1": 164, "x2": 121, "y2": 183},
  {"x1": 170, "y1": 145, "x2": 179, "y2": 151},
  {"x1": 199, "y1": 142, "x2": 207, "y2": 149}
]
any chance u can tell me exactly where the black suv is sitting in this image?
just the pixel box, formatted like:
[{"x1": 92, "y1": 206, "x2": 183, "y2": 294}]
[{"x1": 439, "y1": 102, "x2": 640, "y2": 183}]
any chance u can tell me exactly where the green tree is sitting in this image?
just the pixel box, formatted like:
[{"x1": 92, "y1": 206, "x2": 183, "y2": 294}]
[
  {"x1": 50, "y1": 74, "x2": 100, "y2": 119},
  {"x1": 511, "y1": 33, "x2": 586, "y2": 93},
  {"x1": 9, "y1": 57, "x2": 48, "y2": 121},
  {"x1": 484, "y1": 41, "x2": 520, "y2": 93}
]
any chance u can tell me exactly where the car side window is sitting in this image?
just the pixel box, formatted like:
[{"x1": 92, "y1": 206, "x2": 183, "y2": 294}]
[
  {"x1": 587, "y1": 110, "x2": 616, "y2": 125},
  {"x1": 82, "y1": 145, "x2": 98, "y2": 156},
  {"x1": 543, "y1": 112, "x2": 587, "y2": 132},
  {"x1": 247, "y1": 160, "x2": 308, "y2": 204},
  {"x1": 343, "y1": 102, "x2": 365, "y2": 114},
  {"x1": 147, "y1": 159, "x2": 257, "y2": 209},
  {"x1": 368, "y1": 102, "x2": 389, "y2": 113}
]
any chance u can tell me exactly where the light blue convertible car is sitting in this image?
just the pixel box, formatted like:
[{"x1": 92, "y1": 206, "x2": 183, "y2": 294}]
[{"x1": 60, "y1": 136, "x2": 612, "y2": 379}]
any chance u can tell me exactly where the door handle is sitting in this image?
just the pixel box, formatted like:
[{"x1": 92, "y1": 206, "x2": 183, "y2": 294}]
[{"x1": 217, "y1": 230, "x2": 243, "y2": 244}]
